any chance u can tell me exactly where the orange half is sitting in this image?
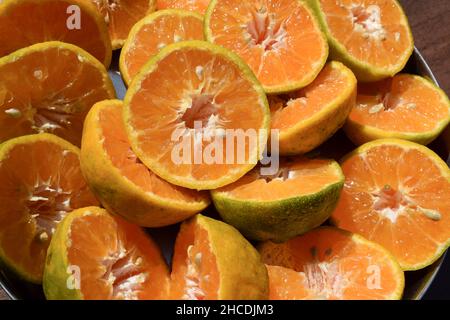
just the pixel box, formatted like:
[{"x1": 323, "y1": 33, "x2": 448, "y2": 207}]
[
  {"x1": 205, "y1": 0, "x2": 328, "y2": 93},
  {"x1": 332, "y1": 139, "x2": 450, "y2": 270},
  {"x1": 308, "y1": 0, "x2": 414, "y2": 81},
  {"x1": 0, "y1": 134, "x2": 98, "y2": 284},
  {"x1": 0, "y1": 41, "x2": 115, "y2": 146},
  {"x1": 0, "y1": 0, "x2": 112, "y2": 67},
  {"x1": 260, "y1": 227, "x2": 405, "y2": 300},
  {"x1": 44, "y1": 207, "x2": 169, "y2": 299},
  {"x1": 120, "y1": 9, "x2": 204, "y2": 85},
  {"x1": 345, "y1": 74, "x2": 450, "y2": 145},
  {"x1": 123, "y1": 41, "x2": 270, "y2": 190}
]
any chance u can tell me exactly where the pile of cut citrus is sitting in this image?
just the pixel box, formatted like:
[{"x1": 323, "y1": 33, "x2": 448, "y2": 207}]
[{"x1": 0, "y1": 0, "x2": 448, "y2": 300}]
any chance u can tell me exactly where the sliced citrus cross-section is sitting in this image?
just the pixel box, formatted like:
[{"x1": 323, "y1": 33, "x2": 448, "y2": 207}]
[
  {"x1": 156, "y1": 0, "x2": 210, "y2": 14},
  {"x1": 259, "y1": 227, "x2": 405, "y2": 300},
  {"x1": 345, "y1": 74, "x2": 450, "y2": 146},
  {"x1": 0, "y1": 41, "x2": 115, "y2": 146},
  {"x1": 43, "y1": 207, "x2": 169, "y2": 299},
  {"x1": 205, "y1": 0, "x2": 328, "y2": 93},
  {"x1": 120, "y1": 9, "x2": 204, "y2": 86},
  {"x1": 91, "y1": 0, "x2": 156, "y2": 50},
  {"x1": 270, "y1": 61, "x2": 356, "y2": 155},
  {"x1": 0, "y1": 134, "x2": 98, "y2": 284},
  {"x1": 123, "y1": 41, "x2": 270, "y2": 190},
  {"x1": 307, "y1": 0, "x2": 414, "y2": 81},
  {"x1": 0, "y1": 0, "x2": 112, "y2": 67},
  {"x1": 81, "y1": 100, "x2": 210, "y2": 228},
  {"x1": 212, "y1": 158, "x2": 344, "y2": 242},
  {"x1": 170, "y1": 214, "x2": 268, "y2": 300},
  {"x1": 332, "y1": 139, "x2": 450, "y2": 271}
]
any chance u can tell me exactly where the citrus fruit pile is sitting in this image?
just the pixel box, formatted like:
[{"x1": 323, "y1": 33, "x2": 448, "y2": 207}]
[{"x1": 0, "y1": 0, "x2": 448, "y2": 300}]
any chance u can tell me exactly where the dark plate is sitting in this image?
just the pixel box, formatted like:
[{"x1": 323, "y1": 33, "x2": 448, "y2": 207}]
[{"x1": 1, "y1": 48, "x2": 449, "y2": 300}]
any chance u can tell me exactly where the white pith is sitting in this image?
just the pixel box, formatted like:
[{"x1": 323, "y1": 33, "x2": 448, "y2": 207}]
[
  {"x1": 349, "y1": 4, "x2": 387, "y2": 41},
  {"x1": 242, "y1": 5, "x2": 287, "y2": 53},
  {"x1": 182, "y1": 245, "x2": 205, "y2": 300},
  {"x1": 102, "y1": 241, "x2": 148, "y2": 300}
]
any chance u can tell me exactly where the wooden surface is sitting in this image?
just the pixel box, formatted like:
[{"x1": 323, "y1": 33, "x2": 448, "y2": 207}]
[{"x1": 1, "y1": 0, "x2": 449, "y2": 301}]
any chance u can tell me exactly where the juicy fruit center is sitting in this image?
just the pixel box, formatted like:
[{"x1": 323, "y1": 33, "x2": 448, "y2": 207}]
[
  {"x1": 351, "y1": 4, "x2": 387, "y2": 41},
  {"x1": 93, "y1": 0, "x2": 121, "y2": 24},
  {"x1": 245, "y1": 5, "x2": 287, "y2": 51},
  {"x1": 31, "y1": 103, "x2": 74, "y2": 134},
  {"x1": 371, "y1": 185, "x2": 442, "y2": 223},
  {"x1": 181, "y1": 94, "x2": 218, "y2": 129},
  {"x1": 27, "y1": 182, "x2": 73, "y2": 241},
  {"x1": 303, "y1": 258, "x2": 349, "y2": 299},
  {"x1": 102, "y1": 243, "x2": 148, "y2": 300},
  {"x1": 183, "y1": 245, "x2": 205, "y2": 300}
]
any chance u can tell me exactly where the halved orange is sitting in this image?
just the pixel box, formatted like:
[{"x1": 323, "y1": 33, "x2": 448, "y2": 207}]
[
  {"x1": 120, "y1": 9, "x2": 204, "y2": 86},
  {"x1": 212, "y1": 157, "x2": 344, "y2": 242},
  {"x1": 124, "y1": 41, "x2": 270, "y2": 190},
  {"x1": 44, "y1": 207, "x2": 169, "y2": 299},
  {"x1": 0, "y1": 134, "x2": 98, "y2": 284},
  {"x1": 0, "y1": 0, "x2": 112, "y2": 67},
  {"x1": 259, "y1": 227, "x2": 405, "y2": 300},
  {"x1": 81, "y1": 99, "x2": 210, "y2": 227},
  {"x1": 332, "y1": 139, "x2": 450, "y2": 271},
  {"x1": 91, "y1": 0, "x2": 156, "y2": 50},
  {"x1": 170, "y1": 214, "x2": 268, "y2": 300},
  {"x1": 156, "y1": 0, "x2": 210, "y2": 14},
  {"x1": 205, "y1": 0, "x2": 328, "y2": 93},
  {"x1": 0, "y1": 41, "x2": 115, "y2": 146},
  {"x1": 345, "y1": 74, "x2": 450, "y2": 146},
  {"x1": 270, "y1": 61, "x2": 356, "y2": 155},
  {"x1": 307, "y1": 0, "x2": 414, "y2": 81}
]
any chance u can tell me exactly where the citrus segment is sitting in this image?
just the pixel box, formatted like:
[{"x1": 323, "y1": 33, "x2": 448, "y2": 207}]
[
  {"x1": 0, "y1": 0, "x2": 112, "y2": 67},
  {"x1": 44, "y1": 207, "x2": 169, "y2": 299},
  {"x1": 124, "y1": 41, "x2": 270, "y2": 190},
  {"x1": 270, "y1": 61, "x2": 357, "y2": 155},
  {"x1": 332, "y1": 139, "x2": 450, "y2": 270},
  {"x1": 120, "y1": 9, "x2": 204, "y2": 85},
  {"x1": 0, "y1": 134, "x2": 98, "y2": 284},
  {"x1": 156, "y1": 0, "x2": 210, "y2": 14},
  {"x1": 170, "y1": 214, "x2": 268, "y2": 300},
  {"x1": 205, "y1": 0, "x2": 328, "y2": 93},
  {"x1": 0, "y1": 41, "x2": 115, "y2": 146},
  {"x1": 81, "y1": 100, "x2": 210, "y2": 227},
  {"x1": 212, "y1": 158, "x2": 344, "y2": 242},
  {"x1": 260, "y1": 227, "x2": 405, "y2": 300},
  {"x1": 345, "y1": 74, "x2": 450, "y2": 145},
  {"x1": 307, "y1": 0, "x2": 414, "y2": 81},
  {"x1": 91, "y1": 0, "x2": 156, "y2": 50}
]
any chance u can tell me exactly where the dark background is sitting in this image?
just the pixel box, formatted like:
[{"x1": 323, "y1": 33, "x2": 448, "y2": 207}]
[{"x1": 0, "y1": 0, "x2": 449, "y2": 300}]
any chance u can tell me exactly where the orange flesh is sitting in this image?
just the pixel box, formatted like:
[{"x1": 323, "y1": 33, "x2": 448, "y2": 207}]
[
  {"x1": 319, "y1": 0, "x2": 412, "y2": 69},
  {"x1": 261, "y1": 228, "x2": 402, "y2": 300},
  {"x1": 349, "y1": 74, "x2": 450, "y2": 133},
  {"x1": 157, "y1": 0, "x2": 210, "y2": 14},
  {"x1": 0, "y1": 139, "x2": 97, "y2": 281},
  {"x1": 207, "y1": 0, "x2": 327, "y2": 90},
  {"x1": 127, "y1": 46, "x2": 267, "y2": 184},
  {"x1": 270, "y1": 63, "x2": 353, "y2": 130},
  {"x1": 170, "y1": 218, "x2": 220, "y2": 300},
  {"x1": 332, "y1": 143, "x2": 450, "y2": 268},
  {"x1": 0, "y1": 0, "x2": 110, "y2": 65},
  {"x1": 67, "y1": 211, "x2": 168, "y2": 299},
  {"x1": 99, "y1": 101, "x2": 209, "y2": 204},
  {"x1": 123, "y1": 12, "x2": 204, "y2": 81},
  {"x1": 0, "y1": 45, "x2": 114, "y2": 146},
  {"x1": 215, "y1": 158, "x2": 341, "y2": 201},
  {"x1": 92, "y1": 0, "x2": 154, "y2": 47}
]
